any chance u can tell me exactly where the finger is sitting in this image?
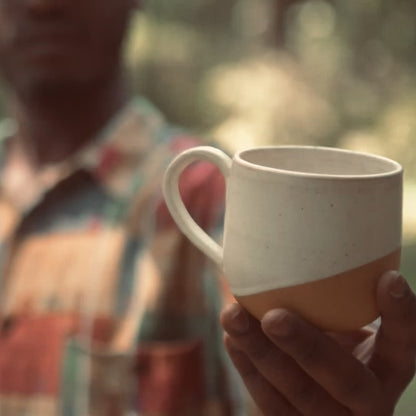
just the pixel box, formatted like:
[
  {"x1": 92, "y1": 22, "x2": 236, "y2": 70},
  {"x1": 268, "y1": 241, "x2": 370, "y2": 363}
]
[
  {"x1": 370, "y1": 271, "x2": 416, "y2": 394},
  {"x1": 328, "y1": 328, "x2": 374, "y2": 353},
  {"x1": 221, "y1": 303, "x2": 254, "y2": 336},
  {"x1": 261, "y1": 309, "x2": 381, "y2": 414},
  {"x1": 224, "y1": 335, "x2": 301, "y2": 416},
  {"x1": 221, "y1": 304, "x2": 351, "y2": 416}
]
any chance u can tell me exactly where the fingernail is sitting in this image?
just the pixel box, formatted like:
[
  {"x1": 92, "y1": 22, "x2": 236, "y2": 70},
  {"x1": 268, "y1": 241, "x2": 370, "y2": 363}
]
[
  {"x1": 388, "y1": 272, "x2": 408, "y2": 299},
  {"x1": 228, "y1": 304, "x2": 249, "y2": 333},
  {"x1": 263, "y1": 309, "x2": 294, "y2": 337}
]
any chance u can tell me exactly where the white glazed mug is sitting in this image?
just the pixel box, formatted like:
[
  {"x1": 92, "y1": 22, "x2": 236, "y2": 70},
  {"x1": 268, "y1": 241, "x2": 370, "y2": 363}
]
[{"x1": 163, "y1": 145, "x2": 403, "y2": 331}]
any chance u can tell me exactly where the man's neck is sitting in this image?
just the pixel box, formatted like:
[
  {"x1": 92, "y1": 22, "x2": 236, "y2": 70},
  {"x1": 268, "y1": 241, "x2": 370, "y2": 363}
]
[{"x1": 10, "y1": 75, "x2": 129, "y2": 168}]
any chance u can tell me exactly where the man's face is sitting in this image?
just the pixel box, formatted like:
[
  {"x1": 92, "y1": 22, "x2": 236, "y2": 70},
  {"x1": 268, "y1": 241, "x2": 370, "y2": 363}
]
[{"x1": 0, "y1": 0, "x2": 135, "y2": 97}]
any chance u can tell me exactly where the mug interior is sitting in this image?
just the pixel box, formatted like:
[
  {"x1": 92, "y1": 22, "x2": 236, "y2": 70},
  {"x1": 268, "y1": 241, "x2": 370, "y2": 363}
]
[{"x1": 238, "y1": 146, "x2": 401, "y2": 177}]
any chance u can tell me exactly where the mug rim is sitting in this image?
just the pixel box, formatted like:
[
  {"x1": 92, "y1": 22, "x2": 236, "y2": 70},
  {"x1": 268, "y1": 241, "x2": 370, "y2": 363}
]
[{"x1": 235, "y1": 145, "x2": 403, "y2": 179}]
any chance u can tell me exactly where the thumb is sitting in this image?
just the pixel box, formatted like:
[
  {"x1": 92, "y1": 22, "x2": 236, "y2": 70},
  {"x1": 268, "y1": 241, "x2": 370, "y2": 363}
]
[{"x1": 369, "y1": 271, "x2": 416, "y2": 396}]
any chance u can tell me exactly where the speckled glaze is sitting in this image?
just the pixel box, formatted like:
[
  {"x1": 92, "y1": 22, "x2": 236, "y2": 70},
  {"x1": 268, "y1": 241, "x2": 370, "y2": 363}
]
[{"x1": 163, "y1": 145, "x2": 403, "y2": 330}]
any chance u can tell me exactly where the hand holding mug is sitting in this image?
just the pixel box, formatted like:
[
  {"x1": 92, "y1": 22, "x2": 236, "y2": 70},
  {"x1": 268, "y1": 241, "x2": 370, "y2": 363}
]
[{"x1": 220, "y1": 271, "x2": 416, "y2": 415}]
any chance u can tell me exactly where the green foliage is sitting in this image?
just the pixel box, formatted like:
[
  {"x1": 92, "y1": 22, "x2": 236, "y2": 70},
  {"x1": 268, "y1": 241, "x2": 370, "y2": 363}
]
[{"x1": 126, "y1": 0, "x2": 416, "y2": 176}]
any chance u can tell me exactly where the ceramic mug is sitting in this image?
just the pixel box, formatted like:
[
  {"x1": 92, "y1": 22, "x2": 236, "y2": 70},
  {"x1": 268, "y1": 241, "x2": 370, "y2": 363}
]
[{"x1": 162, "y1": 145, "x2": 403, "y2": 331}]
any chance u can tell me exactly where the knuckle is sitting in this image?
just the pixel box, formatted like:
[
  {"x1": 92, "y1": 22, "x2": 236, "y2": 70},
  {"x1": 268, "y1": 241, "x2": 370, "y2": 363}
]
[
  {"x1": 246, "y1": 339, "x2": 272, "y2": 362},
  {"x1": 263, "y1": 406, "x2": 297, "y2": 416},
  {"x1": 263, "y1": 400, "x2": 299, "y2": 416},
  {"x1": 368, "y1": 402, "x2": 391, "y2": 416},
  {"x1": 291, "y1": 379, "x2": 320, "y2": 414},
  {"x1": 238, "y1": 364, "x2": 257, "y2": 380},
  {"x1": 296, "y1": 337, "x2": 321, "y2": 365},
  {"x1": 340, "y1": 380, "x2": 381, "y2": 414},
  {"x1": 339, "y1": 377, "x2": 369, "y2": 403},
  {"x1": 240, "y1": 364, "x2": 261, "y2": 383},
  {"x1": 225, "y1": 329, "x2": 274, "y2": 364}
]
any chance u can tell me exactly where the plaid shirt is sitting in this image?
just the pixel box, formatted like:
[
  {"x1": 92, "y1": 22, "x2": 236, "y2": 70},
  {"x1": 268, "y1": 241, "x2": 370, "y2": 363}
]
[{"x1": 0, "y1": 98, "x2": 243, "y2": 416}]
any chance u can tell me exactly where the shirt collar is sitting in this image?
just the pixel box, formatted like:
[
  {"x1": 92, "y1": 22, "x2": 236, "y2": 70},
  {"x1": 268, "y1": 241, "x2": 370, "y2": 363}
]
[{"x1": 0, "y1": 96, "x2": 173, "y2": 210}]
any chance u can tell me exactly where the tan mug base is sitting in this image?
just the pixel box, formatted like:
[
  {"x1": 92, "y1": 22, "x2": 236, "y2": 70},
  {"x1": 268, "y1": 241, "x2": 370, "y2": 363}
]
[{"x1": 236, "y1": 248, "x2": 401, "y2": 332}]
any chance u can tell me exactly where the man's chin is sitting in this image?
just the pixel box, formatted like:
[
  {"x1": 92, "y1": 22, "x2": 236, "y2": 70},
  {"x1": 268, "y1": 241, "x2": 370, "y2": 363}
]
[{"x1": 13, "y1": 73, "x2": 97, "y2": 101}]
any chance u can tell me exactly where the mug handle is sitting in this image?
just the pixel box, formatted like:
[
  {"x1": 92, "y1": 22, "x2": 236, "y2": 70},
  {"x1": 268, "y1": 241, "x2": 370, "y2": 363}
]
[{"x1": 162, "y1": 146, "x2": 232, "y2": 266}]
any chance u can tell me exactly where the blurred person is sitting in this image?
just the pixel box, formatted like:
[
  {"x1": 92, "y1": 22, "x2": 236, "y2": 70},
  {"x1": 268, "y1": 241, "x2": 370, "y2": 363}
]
[{"x1": 0, "y1": 0, "x2": 240, "y2": 415}]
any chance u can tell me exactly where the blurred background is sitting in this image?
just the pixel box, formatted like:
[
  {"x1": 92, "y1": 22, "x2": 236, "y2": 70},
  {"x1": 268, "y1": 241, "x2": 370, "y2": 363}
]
[{"x1": 1, "y1": 0, "x2": 416, "y2": 413}]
